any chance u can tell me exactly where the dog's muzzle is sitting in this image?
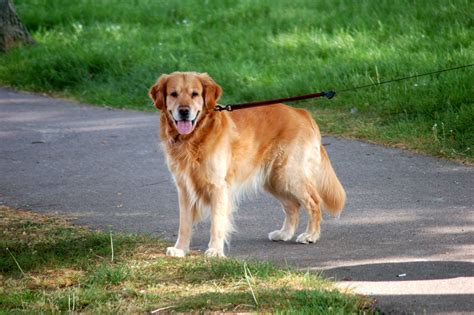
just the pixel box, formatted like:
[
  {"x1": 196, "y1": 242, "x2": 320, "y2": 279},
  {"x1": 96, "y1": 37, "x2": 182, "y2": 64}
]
[{"x1": 172, "y1": 106, "x2": 200, "y2": 135}]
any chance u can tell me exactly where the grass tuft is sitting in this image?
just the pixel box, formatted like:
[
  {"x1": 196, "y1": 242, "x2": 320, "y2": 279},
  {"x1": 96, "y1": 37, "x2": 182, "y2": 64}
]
[{"x1": 5, "y1": 248, "x2": 26, "y2": 277}]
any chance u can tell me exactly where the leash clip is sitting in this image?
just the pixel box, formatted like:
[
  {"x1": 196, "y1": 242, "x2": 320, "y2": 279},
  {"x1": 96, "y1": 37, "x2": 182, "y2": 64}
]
[{"x1": 215, "y1": 104, "x2": 233, "y2": 111}]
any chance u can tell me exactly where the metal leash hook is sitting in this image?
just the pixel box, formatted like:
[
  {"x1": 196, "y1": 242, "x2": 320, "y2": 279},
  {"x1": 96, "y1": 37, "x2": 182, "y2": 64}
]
[{"x1": 214, "y1": 104, "x2": 233, "y2": 111}]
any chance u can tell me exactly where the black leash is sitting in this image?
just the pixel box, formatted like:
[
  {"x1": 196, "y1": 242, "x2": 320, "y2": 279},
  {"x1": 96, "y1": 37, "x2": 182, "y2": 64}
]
[{"x1": 215, "y1": 63, "x2": 474, "y2": 112}]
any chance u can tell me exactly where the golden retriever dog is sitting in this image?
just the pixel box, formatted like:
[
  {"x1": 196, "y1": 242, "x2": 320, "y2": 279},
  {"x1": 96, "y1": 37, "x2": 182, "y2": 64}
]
[{"x1": 149, "y1": 72, "x2": 345, "y2": 257}]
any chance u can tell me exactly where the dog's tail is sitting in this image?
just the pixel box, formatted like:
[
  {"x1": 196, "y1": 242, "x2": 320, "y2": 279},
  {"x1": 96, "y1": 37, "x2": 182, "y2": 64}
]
[{"x1": 316, "y1": 145, "x2": 346, "y2": 217}]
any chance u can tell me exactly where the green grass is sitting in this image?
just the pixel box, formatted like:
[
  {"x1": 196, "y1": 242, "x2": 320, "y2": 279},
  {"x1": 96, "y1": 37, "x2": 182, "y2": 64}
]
[
  {"x1": 0, "y1": 0, "x2": 472, "y2": 162},
  {"x1": 0, "y1": 206, "x2": 374, "y2": 313}
]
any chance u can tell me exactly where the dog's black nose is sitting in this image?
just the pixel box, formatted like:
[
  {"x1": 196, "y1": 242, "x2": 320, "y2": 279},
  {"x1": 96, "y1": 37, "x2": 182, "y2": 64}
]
[{"x1": 178, "y1": 106, "x2": 190, "y2": 120}]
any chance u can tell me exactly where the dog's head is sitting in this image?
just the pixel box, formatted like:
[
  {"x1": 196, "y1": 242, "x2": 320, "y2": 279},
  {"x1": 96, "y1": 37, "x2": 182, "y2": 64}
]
[{"x1": 149, "y1": 72, "x2": 222, "y2": 135}]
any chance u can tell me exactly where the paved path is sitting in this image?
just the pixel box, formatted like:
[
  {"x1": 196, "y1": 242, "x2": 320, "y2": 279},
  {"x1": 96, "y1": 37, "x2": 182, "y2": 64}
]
[{"x1": 1, "y1": 87, "x2": 473, "y2": 314}]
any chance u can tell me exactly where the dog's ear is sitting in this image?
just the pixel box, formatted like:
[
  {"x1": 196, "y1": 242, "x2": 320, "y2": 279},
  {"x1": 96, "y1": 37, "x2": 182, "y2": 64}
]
[
  {"x1": 199, "y1": 73, "x2": 222, "y2": 109},
  {"x1": 149, "y1": 74, "x2": 169, "y2": 110}
]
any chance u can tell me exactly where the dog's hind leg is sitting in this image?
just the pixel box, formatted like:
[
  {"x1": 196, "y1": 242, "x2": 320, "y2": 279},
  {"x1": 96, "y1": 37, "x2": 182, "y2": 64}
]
[
  {"x1": 268, "y1": 197, "x2": 300, "y2": 242},
  {"x1": 294, "y1": 184, "x2": 322, "y2": 244}
]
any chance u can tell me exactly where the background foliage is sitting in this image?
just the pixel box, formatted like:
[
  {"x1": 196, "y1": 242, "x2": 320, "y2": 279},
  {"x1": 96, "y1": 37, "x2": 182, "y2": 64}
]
[{"x1": 1, "y1": 0, "x2": 473, "y2": 161}]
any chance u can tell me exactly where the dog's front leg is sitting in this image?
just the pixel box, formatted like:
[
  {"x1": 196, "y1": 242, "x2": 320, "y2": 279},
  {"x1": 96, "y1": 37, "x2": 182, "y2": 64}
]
[
  {"x1": 206, "y1": 185, "x2": 232, "y2": 257},
  {"x1": 166, "y1": 186, "x2": 194, "y2": 257}
]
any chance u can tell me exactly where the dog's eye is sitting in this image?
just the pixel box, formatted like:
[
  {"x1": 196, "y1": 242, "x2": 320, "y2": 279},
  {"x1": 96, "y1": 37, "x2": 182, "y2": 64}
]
[
  {"x1": 170, "y1": 91, "x2": 178, "y2": 97},
  {"x1": 191, "y1": 91, "x2": 199, "y2": 98}
]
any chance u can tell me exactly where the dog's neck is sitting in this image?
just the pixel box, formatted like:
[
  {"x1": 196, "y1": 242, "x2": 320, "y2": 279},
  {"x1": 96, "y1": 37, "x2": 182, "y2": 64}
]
[{"x1": 160, "y1": 109, "x2": 229, "y2": 170}]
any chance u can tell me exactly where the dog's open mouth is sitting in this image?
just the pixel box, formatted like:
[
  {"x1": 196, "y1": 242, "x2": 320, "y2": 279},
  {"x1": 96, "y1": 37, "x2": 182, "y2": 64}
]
[{"x1": 173, "y1": 111, "x2": 200, "y2": 135}]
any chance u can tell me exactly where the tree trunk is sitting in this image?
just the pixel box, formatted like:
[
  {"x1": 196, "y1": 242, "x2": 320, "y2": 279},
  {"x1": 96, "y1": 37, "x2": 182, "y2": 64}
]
[{"x1": 0, "y1": 0, "x2": 34, "y2": 53}]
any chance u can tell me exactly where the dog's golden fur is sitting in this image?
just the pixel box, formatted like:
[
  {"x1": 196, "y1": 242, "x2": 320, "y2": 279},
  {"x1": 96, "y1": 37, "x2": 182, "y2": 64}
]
[{"x1": 149, "y1": 71, "x2": 345, "y2": 257}]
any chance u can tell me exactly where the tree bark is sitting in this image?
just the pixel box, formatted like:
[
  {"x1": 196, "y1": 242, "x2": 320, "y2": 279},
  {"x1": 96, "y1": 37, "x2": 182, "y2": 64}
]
[{"x1": 0, "y1": 0, "x2": 34, "y2": 52}]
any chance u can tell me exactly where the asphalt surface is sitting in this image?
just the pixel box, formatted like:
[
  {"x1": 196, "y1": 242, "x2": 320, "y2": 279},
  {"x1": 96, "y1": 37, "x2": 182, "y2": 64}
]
[{"x1": 1, "y1": 87, "x2": 473, "y2": 314}]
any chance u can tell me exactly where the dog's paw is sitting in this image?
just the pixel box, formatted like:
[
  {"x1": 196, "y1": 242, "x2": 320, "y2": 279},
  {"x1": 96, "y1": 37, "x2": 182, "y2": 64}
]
[
  {"x1": 166, "y1": 247, "x2": 186, "y2": 257},
  {"x1": 268, "y1": 230, "x2": 293, "y2": 242},
  {"x1": 204, "y1": 248, "x2": 225, "y2": 258},
  {"x1": 296, "y1": 232, "x2": 320, "y2": 244}
]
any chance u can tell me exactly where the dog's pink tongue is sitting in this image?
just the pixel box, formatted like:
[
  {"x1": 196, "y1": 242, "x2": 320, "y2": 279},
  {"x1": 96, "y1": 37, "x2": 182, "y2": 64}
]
[{"x1": 176, "y1": 120, "x2": 193, "y2": 134}]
